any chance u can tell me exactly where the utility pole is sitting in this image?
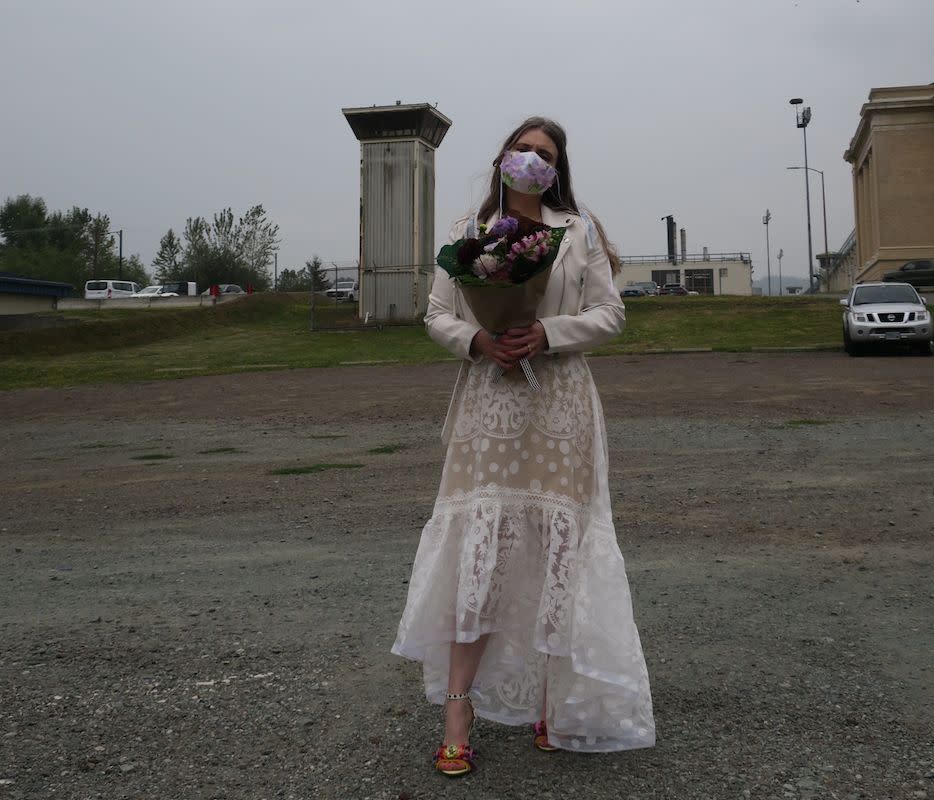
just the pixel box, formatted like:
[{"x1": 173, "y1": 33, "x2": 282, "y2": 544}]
[
  {"x1": 762, "y1": 209, "x2": 772, "y2": 296},
  {"x1": 777, "y1": 248, "x2": 784, "y2": 296},
  {"x1": 274, "y1": 252, "x2": 278, "y2": 290}
]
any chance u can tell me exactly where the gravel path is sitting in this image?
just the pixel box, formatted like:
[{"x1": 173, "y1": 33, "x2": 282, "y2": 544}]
[{"x1": 1, "y1": 352, "x2": 932, "y2": 799}]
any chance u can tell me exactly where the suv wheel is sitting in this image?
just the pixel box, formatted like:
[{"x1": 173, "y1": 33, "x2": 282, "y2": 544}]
[{"x1": 912, "y1": 339, "x2": 933, "y2": 356}]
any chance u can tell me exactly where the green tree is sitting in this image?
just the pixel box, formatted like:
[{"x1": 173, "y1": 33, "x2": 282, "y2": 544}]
[
  {"x1": 0, "y1": 194, "x2": 49, "y2": 250},
  {"x1": 87, "y1": 214, "x2": 114, "y2": 280},
  {"x1": 179, "y1": 205, "x2": 279, "y2": 291},
  {"x1": 307, "y1": 256, "x2": 331, "y2": 291},
  {"x1": 120, "y1": 254, "x2": 151, "y2": 286},
  {"x1": 276, "y1": 267, "x2": 308, "y2": 292},
  {"x1": 152, "y1": 229, "x2": 183, "y2": 281},
  {"x1": 239, "y1": 204, "x2": 280, "y2": 281}
]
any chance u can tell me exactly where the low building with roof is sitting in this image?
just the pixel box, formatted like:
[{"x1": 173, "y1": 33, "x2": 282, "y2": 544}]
[
  {"x1": 0, "y1": 272, "x2": 74, "y2": 315},
  {"x1": 615, "y1": 251, "x2": 754, "y2": 295}
]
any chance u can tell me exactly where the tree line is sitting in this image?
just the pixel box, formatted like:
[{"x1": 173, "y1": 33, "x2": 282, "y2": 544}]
[
  {"x1": 2, "y1": 193, "x2": 335, "y2": 293},
  {"x1": 0, "y1": 195, "x2": 148, "y2": 287},
  {"x1": 152, "y1": 206, "x2": 279, "y2": 290}
]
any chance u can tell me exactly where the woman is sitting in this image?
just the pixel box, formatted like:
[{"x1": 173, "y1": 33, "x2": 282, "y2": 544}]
[{"x1": 391, "y1": 117, "x2": 655, "y2": 776}]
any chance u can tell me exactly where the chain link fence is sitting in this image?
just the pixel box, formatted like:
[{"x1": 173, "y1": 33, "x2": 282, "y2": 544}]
[{"x1": 308, "y1": 261, "x2": 435, "y2": 331}]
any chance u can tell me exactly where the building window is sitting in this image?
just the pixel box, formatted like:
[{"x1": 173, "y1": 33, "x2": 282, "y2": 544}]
[
  {"x1": 651, "y1": 269, "x2": 680, "y2": 286},
  {"x1": 685, "y1": 269, "x2": 714, "y2": 294}
]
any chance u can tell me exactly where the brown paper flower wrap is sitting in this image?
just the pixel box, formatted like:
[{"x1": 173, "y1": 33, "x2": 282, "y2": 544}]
[{"x1": 455, "y1": 268, "x2": 552, "y2": 334}]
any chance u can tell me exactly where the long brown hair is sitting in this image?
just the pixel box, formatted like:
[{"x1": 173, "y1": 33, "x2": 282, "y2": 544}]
[{"x1": 477, "y1": 116, "x2": 620, "y2": 274}]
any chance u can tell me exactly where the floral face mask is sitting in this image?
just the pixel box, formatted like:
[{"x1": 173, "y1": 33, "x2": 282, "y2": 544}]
[{"x1": 500, "y1": 150, "x2": 558, "y2": 195}]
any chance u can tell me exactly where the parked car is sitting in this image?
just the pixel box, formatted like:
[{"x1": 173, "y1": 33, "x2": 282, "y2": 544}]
[
  {"x1": 659, "y1": 284, "x2": 688, "y2": 296},
  {"x1": 131, "y1": 285, "x2": 178, "y2": 298},
  {"x1": 200, "y1": 284, "x2": 245, "y2": 296},
  {"x1": 325, "y1": 279, "x2": 359, "y2": 302},
  {"x1": 840, "y1": 281, "x2": 932, "y2": 356},
  {"x1": 882, "y1": 259, "x2": 934, "y2": 289},
  {"x1": 160, "y1": 281, "x2": 198, "y2": 296},
  {"x1": 622, "y1": 287, "x2": 647, "y2": 297},
  {"x1": 630, "y1": 281, "x2": 659, "y2": 296},
  {"x1": 84, "y1": 280, "x2": 141, "y2": 299}
]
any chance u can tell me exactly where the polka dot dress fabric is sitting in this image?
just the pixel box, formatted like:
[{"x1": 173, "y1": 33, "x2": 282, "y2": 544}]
[{"x1": 392, "y1": 353, "x2": 655, "y2": 752}]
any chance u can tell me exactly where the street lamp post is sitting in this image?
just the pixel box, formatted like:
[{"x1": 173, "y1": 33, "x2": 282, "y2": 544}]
[
  {"x1": 762, "y1": 209, "x2": 772, "y2": 296},
  {"x1": 108, "y1": 229, "x2": 124, "y2": 279},
  {"x1": 786, "y1": 166, "x2": 829, "y2": 259},
  {"x1": 789, "y1": 98, "x2": 815, "y2": 292}
]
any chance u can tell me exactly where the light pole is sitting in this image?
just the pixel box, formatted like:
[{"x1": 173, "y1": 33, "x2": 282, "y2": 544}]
[
  {"x1": 108, "y1": 229, "x2": 124, "y2": 279},
  {"x1": 777, "y1": 248, "x2": 784, "y2": 295},
  {"x1": 762, "y1": 209, "x2": 772, "y2": 296},
  {"x1": 789, "y1": 98, "x2": 815, "y2": 292},
  {"x1": 786, "y1": 166, "x2": 829, "y2": 259}
]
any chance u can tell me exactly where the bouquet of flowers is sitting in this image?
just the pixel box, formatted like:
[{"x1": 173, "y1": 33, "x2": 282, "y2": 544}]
[{"x1": 436, "y1": 215, "x2": 566, "y2": 390}]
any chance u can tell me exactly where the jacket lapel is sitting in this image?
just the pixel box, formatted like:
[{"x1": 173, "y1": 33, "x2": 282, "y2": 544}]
[{"x1": 542, "y1": 206, "x2": 577, "y2": 273}]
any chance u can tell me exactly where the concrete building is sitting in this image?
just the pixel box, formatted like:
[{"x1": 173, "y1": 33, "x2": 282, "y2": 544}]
[
  {"x1": 615, "y1": 252, "x2": 754, "y2": 295},
  {"x1": 843, "y1": 83, "x2": 934, "y2": 283}
]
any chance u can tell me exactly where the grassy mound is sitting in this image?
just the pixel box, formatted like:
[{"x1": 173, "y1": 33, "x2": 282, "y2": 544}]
[{"x1": 0, "y1": 294, "x2": 844, "y2": 390}]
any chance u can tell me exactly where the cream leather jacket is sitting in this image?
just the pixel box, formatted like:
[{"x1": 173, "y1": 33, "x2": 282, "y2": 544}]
[{"x1": 425, "y1": 205, "x2": 626, "y2": 442}]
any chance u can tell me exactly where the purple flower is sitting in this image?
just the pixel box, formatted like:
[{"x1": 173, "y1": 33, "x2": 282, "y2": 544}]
[{"x1": 489, "y1": 216, "x2": 519, "y2": 237}]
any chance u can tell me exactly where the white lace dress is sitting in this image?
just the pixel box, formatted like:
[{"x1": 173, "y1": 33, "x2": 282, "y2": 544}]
[{"x1": 391, "y1": 352, "x2": 656, "y2": 752}]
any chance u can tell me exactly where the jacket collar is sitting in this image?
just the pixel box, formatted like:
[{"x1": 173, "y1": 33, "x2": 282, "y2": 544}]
[
  {"x1": 480, "y1": 206, "x2": 580, "y2": 230},
  {"x1": 542, "y1": 205, "x2": 580, "y2": 229}
]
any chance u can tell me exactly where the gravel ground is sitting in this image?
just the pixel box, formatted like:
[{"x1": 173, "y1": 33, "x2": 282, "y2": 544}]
[{"x1": 1, "y1": 352, "x2": 932, "y2": 800}]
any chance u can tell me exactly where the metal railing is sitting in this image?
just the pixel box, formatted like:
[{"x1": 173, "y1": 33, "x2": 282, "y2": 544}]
[
  {"x1": 308, "y1": 261, "x2": 434, "y2": 331},
  {"x1": 620, "y1": 252, "x2": 752, "y2": 265}
]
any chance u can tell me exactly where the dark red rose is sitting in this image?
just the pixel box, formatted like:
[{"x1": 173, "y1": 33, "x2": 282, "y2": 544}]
[{"x1": 457, "y1": 239, "x2": 483, "y2": 266}]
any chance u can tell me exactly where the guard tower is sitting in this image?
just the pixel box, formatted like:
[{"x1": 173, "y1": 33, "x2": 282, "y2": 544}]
[{"x1": 342, "y1": 102, "x2": 452, "y2": 321}]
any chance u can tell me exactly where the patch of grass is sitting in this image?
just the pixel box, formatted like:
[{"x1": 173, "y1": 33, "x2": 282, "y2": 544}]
[
  {"x1": 131, "y1": 453, "x2": 175, "y2": 461},
  {"x1": 269, "y1": 463, "x2": 364, "y2": 476},
  {"x1": 0, "y1": 293, "x2": 846, "y2": 390},
  {"x1": 784, "y1": 418, "x2": 832, "y2": 427},
  {"x1": 592, "y1": 294, "x2": 842, "y2": 356},
  {"x1": 368, "y1": 444, "x2": 406, "y2": 454},
  {"x1": 198, "y1": 447, "x2": 245, "y2": 454}
]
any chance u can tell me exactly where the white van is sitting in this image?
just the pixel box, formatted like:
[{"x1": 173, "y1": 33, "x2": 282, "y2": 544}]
[{"x1": 84, "y1": 279, "x2": 141, "y2": 299}]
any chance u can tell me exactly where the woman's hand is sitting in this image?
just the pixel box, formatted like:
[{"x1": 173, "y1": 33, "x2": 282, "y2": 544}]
[
  {"x1": 497, "y1": 321, "x2": 549, "y2": 361},
  {"x1": 470, "y1": 329, "x2": 520, "y2": 370}
]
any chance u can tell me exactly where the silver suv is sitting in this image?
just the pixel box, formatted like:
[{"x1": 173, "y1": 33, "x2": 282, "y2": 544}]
[{"x1": 840, "y1": 282, "x2": 932, "y2": 356}]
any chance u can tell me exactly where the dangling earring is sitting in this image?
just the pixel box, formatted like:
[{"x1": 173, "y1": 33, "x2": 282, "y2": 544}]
[{"x1": 498, "y1": 168, "x2": 504, "y2": 218}]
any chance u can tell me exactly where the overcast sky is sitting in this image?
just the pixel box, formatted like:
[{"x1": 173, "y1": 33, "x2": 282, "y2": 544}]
[{"x1": 2, "y1": 0, "x2": 932, "y2": 286}]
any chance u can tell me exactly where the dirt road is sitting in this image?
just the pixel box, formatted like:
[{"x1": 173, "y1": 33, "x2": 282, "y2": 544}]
[{"x1": 1, "y1": 352, "x2": 932, "y2": 799}]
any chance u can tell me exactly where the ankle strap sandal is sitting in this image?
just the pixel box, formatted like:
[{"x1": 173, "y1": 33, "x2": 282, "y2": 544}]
[
  {"x1": 433, "y1": 692, "x2": 477, "y2": 777},
  {"x1": 533, "y1": 720, "x2": 559, "y2": 752}
]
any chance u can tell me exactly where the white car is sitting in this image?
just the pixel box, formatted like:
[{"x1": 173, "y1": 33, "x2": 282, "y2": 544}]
[
  {"x1": 131, "y1": 285, "x2": 178, "y2": 299},
  {"x1": 840, "y1": 282, "x2": 932, "y2": 356},
  {"x1": 84, "y1": 279, "x2": 141, "y2": 299},
  {"x1": 325, "y1": 279, "x2": 358, "y2": 302}
]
